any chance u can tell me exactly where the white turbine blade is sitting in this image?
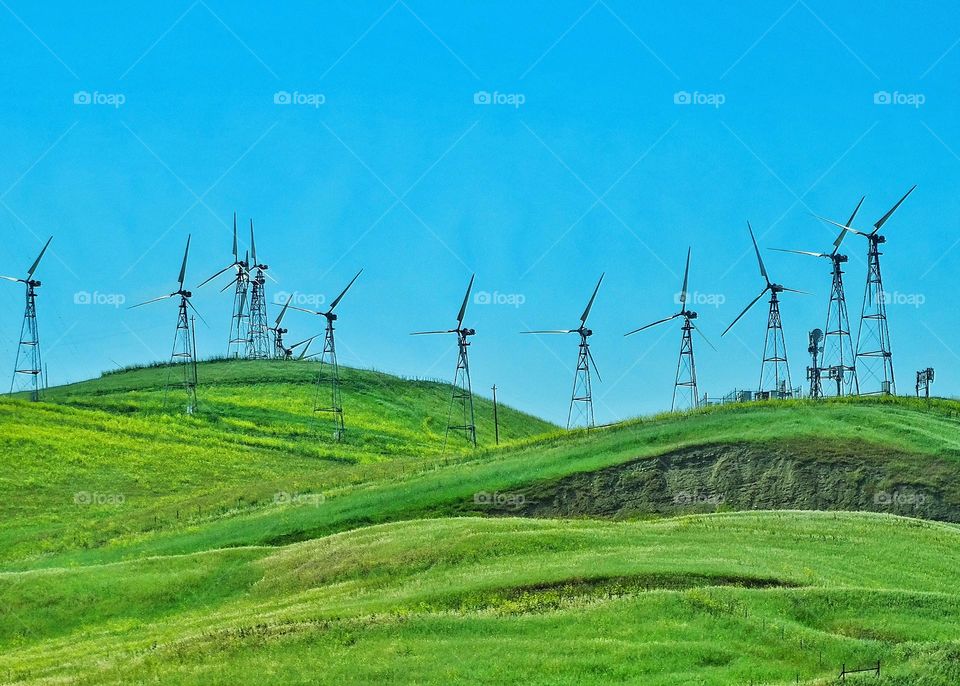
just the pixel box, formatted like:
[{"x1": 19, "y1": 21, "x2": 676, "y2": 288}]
[
  {"x1": 289, "y1": 304, "x2": 323, "y2": 316},
  {"x1": 580, "y1": 273, "x2": 604, "y2": 324},
  {"x1": 624, "y1": 313, "x2": 681, "y2": 336},
  {"x1": 747, "y1": 221, "x2": 768, "y2": 281},
  {"x1": 770, "y1": 248, "x2": 828, "y2": 259},
  {"x1": 129, "y1": 293, "x2": 175, "y2": 309},
  {"x1": 26, "y1": 236, "x2": 53, "y2": 279},
  {"x1": 722, "y1": 287, "x2": 769, "y2": 336}
]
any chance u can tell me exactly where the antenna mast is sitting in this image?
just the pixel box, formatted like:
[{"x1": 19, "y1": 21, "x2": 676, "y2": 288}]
[{"x1": 807, "y1": 329, "x2": 824, "y2": 399}]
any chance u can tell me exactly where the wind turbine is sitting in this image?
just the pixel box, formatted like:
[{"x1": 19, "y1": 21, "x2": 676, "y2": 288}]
[
  {"x1": 411, "y1": 274, "x2": 478, "y2": 449},
  {"x1": 626, "y1": 248, "x2": 712, "y2": 411},
  {"x1": 129, "y1": 235, "x2": 200, "y2": 413},
  {"x1": 523, "y1": 273, "x2": 603, "y2": 429},
  {"x1": 772, "y1": 197, "x2": 864, "y2": 396},
  {"x1": 723, "y1": 223, "x2": 807, "y2": 399},
  {"x1": 269, "y1": 293, "x2": 294, "y2": 359},
  {"x1": 289, "y1": 269, "x2": 362, "y2": 440},
  {"x1": 246, "y1": 220, "x2": 271, "y2": 359},
  {"x1": 2, "y1": 236, "x2": 52, "y2": 401},
  {"x1": 818, "y1": 186, "x2": 916, "y2": 395},
  {"x1": 196, "y1": 213, "x2": 249, "y2": 358}
]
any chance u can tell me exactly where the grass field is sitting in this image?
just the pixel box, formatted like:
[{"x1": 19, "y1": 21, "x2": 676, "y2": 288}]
[
  {"x1": 4, "y1": 360, "x2": 960, "y2": 684},
  {"x1": 3, "y1": 514, "x2": 960, "y2": 684}
]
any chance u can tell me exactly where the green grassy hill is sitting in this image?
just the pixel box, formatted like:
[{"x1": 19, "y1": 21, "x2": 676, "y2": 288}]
[
  {"x1": 3, "y1": 514, "x2": 960, "y2": 684},
  {"x1": 0, "y1": 360, "x2": 555, "y2": 562},
  {"x1": 4, "y1": 361, "x2": 960, "y2": 684}
]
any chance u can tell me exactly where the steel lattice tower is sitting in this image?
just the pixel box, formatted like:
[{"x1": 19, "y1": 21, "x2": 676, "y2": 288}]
[
  {"x1": 626, "y1": 250, "x2": 708, "y2": 413},
  {"x1": 196, "y1": 214, "x2": 250, "y2": 358},
  {"x1": 823, "y1": 255, "x2": 858, "y2": 395},
  {"x1": 855, "y1": 235, "x2": 895, "y2": 394},
  {"x1": 673, "y1": 316, "x2": 699, "y2": 411},
  {"x1": 568, "y1": 332, "x2": 595, "y2": 429},
  {"x1": 823, "y1": 186, "x2": 916, "y2": 396},
  {"x1": 246, "y1": 270, "x2": 270, "y2": 358},
  {"x1": 228, "y1": 268, "x2": 250, "y2": 358},
  {"x1": 12, "y1": 283, "x2": 44, "y2": 401},
  {"x1": 167, "y1": 299, "x2": 198, "y2": 414},
  {"x1": 246, "y1": 220, "x2": 271, "y2": 359},
  {"x1": 3, "y1": 237, "x2": 51, "y2": 402},
  {"x1": 759, "y1": 290, "x2": 792, "y2": 397},
  {"x1": 314, "y1": 316, "x2": 345, "y2": 440},
  {"x1": 724, "y1": 224, "x2": 803, "y2": 400},
  {"x1": 286, "y1": 271, "x2": 362, "y2": 440},
  {"x1": 525, "y1": 274, "x2": 603, "y2": 429},
  {"x1": 412, "y1": 274, "x2": 478, "y2": 450},
  {"x1": 446, "y1": 330, "x2": 477, "y2": 448},
  {"x1": 777, "y1": 198, "x2": 865, "y2": 396},
  {"x1": 130, "y1": 235, "x2": 201, "y2": 415}
]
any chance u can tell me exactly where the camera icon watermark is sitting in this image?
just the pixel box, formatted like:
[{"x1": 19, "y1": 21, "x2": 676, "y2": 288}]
[
  {"x1": 274, "y1": 90, "x2": 326, "y2": 108},
  {"x1": 674, "y1": 91, "x2": 725, "y2": 108},
  {"x1": 273, "y1": 491, "x2": 325, "y2": 506},
  {"x1": 873, "y1": 90, "x2": 925, "y2": 108},
  {"x1": 474, "y1": 491, "x2": 526, "y2": 506},
  {"x1": 74, "y1": 291, "x2": 126, "y2": 308},
  {"x1": 474, "y1": 290, "x2": 525, "y2": 308},
  {"x1": 74, "y1": 491, "x2": 126, "y2": 506},
  {"x1": 673, "y1": 490, "x2": 724, "y2": 506},
  {"x1": 879, "y1": 291, "x2": 925, "y2": 308},
  {"x1": 274, "y1": 290, "x2": 326, "y2": 308},
  {"x1": 874, "y1": 490, "x2": 928, "y2": 507},
  {"x1": 73, "y1": 90, "x2": 126, "y2": 108},
  {"x1": 473, "y1": 90, "x2": 526, "y2": 109},
  {"x1": 676, "y1": 291, "x2": 725, "y2": 308}
]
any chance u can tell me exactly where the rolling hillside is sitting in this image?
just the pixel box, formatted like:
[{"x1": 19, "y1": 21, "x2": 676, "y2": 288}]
[
  {"x1": 0, "y1": 360, "x2": 555, "y2": 563},
  {"x1": 3, "y1": 514, "x2": 960, "y2": 684},
  {"x1": 4, "y1": 360, "x2": 960, "y2": 684}
]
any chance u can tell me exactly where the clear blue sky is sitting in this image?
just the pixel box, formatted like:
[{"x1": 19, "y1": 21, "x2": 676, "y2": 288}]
[{"x1": 1, "y1": 1, "x2": 958, "y2": 425}]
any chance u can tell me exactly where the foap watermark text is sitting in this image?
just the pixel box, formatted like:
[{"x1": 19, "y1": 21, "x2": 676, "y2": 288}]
[
  {"x1": 674, "y1": 91, "x2": 725, "y2": 108},
  {"x1": 474, "y1": 290, "x2": 525, "y2": 308},
  {"x1": 474, "y1": 90, "x2": 525, "y2": 108}
]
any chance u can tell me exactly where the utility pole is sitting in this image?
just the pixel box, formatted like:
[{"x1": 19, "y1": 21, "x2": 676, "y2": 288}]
[{"x1": 491, "y1": 384, "x2": 499, "y2": 445}]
